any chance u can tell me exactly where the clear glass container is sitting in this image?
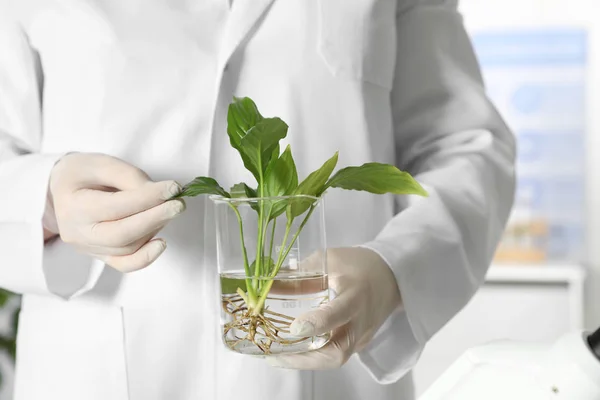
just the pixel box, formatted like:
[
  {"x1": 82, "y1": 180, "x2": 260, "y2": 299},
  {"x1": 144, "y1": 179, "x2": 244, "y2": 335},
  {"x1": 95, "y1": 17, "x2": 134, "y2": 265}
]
[{"x1": 211, "y1": 195, "x2": 330, "y2": 356}]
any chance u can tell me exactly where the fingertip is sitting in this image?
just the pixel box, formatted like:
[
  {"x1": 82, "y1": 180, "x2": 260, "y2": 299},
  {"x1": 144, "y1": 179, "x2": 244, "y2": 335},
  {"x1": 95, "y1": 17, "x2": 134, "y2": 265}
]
[
  {"x1": 161, "y1": 180, "x2": 183, "y2": 199},
  {"x1": 130, "y1": 239, "x2": 166, "y2": 272},
  {"x1": 291, "y1": 294, "x2": 353, "y2": 336},
  {"x1": 150, "y1": 238, "x2": 167, "y2": 253},
  {"x1": 133, "y1": 239, "x2": 167, "y2": 271},
  {"x1": 290, "y1": 320, "x2": 316, "y2": 337},
  {"x1": 176, "y1": 198, "x2": 186, "y2": 211},
  {"x1": 103, "y1": 238, "x2": 168, "y2": 273},
  {"x1": 166, "y1": 198, "x2": 186, "y2": 216}
]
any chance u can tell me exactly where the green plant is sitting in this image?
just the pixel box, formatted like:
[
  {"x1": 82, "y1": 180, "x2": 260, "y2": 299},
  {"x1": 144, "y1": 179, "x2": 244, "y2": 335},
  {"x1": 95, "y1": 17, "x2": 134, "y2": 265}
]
[
  {"x1": 176, "y1": 97, "x2": 427, "y2": 353},
  {"x1": 0, "y1": 289, "x2": 19, "y2": 387}
]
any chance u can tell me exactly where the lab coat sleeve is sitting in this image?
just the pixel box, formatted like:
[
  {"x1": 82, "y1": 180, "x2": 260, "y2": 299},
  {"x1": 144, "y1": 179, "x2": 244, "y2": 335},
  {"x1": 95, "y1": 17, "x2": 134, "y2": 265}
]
[
  {"x1": 357, "y1": 0, "x2": 517, "y2": 383},
  {"x1": 0, "y1": 11, "x2": 103, "y2": 298}
]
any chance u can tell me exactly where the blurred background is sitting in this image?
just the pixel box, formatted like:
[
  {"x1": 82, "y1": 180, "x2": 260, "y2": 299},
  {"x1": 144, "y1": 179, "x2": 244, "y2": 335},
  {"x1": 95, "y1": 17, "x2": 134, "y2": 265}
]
[
  {"x1": 412, "y1": 0, "x2": 600, "y2": 396},
  {"x1": 0, "y1": 0, "x2": 599, "y2": 398}
]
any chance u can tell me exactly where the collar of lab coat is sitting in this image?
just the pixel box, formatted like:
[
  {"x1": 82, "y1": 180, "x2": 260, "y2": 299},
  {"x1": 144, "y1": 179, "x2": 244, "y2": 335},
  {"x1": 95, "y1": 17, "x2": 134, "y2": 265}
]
[
  {"x1": 206, "y1": 0, "x2": 276, "y2": 179},
  {"x1": 218, "y1": 0, "x2": 276, "y2": 69}
]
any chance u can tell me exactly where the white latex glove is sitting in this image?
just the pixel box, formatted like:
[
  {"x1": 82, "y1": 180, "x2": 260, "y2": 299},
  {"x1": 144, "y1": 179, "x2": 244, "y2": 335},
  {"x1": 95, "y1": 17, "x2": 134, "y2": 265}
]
[
  {"x1": 267, "y1": 247, "x2": 402, "y2": 369},
  {"x1": 46, "y1": 152, "x2": 185, "y2": 272}
]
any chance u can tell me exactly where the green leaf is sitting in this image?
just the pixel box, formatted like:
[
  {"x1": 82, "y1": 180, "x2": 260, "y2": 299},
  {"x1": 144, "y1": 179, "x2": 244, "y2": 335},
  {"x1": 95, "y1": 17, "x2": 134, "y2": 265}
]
[
  {"x1": 238, "y1": 118, "x2": 288, "y2": 180},
  {"x1": 227, "y1": 97, "x2": 265, "y2": 182},
  {"x1": 285, "y1": 197, "x2": 317, "y2": 221},
  {"x1": 264, "y1": 143, "x2": 280, "y2": 184},
  {"x1": 269, "y1": 199, "x2": 292, "y2": 220},
  {"x1": 0, "y1": 289, "x2": 18, "y2": 363},
  {"x1": 295, "y1": 152, "x2": 339, "y2": 197},
  {"x1": 264, "y1": 145, "x2": 298, "y2": 219},
  {"x1": 230, "y1": 182, "x2": 257, "y2": 199},
  {"x1": 11, "y1": 306, "x2": 19, "y2": 337},
  {"x1": 265, "y1": 145, "x2": 298, "y2": 197},
  {"x1": 287, "y1": 152, "x2": 338, "y2": 218},
  {"x1": 227, "y1": 97, "x2": 263, "y2": 149},
  {"x1": 0, "y1": 289, "x2": 11, "y2": 308},
  {"x1": 220, "y1": 275, "x2": 248, "y2": 295},
  {"x1": 268, "y1": 143, "x2": 280, "y2": 168},
  {"x1": 176, "y1": 177, "x2": 230, "y2": 198},
  {"x1": 230, "y1": 182, "x2": 259, "y2": 212},
  {"x1": 324, "y1": 163, "x2": 428, "y2": 196}
]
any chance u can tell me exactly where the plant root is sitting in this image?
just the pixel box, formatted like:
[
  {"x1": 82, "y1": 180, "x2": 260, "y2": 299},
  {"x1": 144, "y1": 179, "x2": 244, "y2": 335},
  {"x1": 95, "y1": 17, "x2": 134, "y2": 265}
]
[{"x1": 222, "y1": 294, "x2": 310, "y2": 354}]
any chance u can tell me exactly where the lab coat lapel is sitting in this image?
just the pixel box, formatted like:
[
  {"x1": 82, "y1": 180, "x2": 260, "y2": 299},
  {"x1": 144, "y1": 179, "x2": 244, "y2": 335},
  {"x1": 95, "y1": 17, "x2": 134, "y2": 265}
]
[
  {"x1": 218, "y1": 0, "x2": 276, "y2": 68},
  {"x1": 205, "y1": 0, "x2": 276, "y2": 175},
  {"x1": 205, "y1": 0, "x2": 276, "y2": 179}
]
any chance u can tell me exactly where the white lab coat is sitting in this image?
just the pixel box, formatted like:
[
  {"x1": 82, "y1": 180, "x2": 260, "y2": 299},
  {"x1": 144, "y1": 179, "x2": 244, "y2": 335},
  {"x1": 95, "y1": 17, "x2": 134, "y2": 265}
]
[{"x1": 0, "y1": 0, "x2": 515, "y2": 399}]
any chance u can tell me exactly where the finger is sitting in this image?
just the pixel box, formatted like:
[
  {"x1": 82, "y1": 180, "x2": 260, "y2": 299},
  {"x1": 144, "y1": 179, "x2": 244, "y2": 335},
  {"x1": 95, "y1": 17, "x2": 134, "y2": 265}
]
[
  {"x1": 75, "y1": 227, "x2": 164, "y2": 257},
  {"x1": 89, "y1": 199, "x2": 185, "y2": 247},
  {"x1": 78, "y1": 180, "x2": 182, "y2": 221},
  {"x1": 98, "y1": 238, "x2": 167, "y2": 273},
  {"x1": 267, "y1": 325, "x2": 354, "y2": 370},
  {"x1": 67, "y1": 153, "x2": 151, "y2": 191},
  {"x1": 289, "y1": 289, "x2": 357, "y2": 337},
  {"x1": 296, "y1": 250, "x2": 326, "y2": 274}
]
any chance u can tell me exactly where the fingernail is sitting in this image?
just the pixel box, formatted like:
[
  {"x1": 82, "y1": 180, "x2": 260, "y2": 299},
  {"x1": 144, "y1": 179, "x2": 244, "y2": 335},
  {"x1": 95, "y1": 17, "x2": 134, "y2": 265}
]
[
  {"x1": 166, "y1": 181, "x2": 182, "y2": 198},
  {"x1": 290, "y1": 320, "x2": 315, "y2": 337},
  {"x1": 149, "y1": 240, "x2": 167, "y2": 257}
]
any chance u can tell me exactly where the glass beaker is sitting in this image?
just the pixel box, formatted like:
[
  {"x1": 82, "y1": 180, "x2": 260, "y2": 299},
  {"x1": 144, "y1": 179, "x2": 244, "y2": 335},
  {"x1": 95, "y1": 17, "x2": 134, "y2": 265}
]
[{"x1": 212, "y1": 195, "x2": 330, "y2": 356}]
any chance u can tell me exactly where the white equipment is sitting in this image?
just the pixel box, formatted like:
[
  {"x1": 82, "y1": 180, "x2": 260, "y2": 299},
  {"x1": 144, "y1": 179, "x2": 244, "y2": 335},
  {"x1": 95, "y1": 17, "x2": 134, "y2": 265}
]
[{"x1": 420, "y1": 327, "x2": 600, "y2": 399}]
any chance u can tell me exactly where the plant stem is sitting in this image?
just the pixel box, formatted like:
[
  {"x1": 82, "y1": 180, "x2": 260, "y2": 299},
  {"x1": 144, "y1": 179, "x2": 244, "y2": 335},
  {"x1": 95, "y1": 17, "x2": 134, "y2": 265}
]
[
  {"x1": 227, "y1": 203, "x2": 256, "y2": 304},
  {"x1": 236, "y1": 287, "x2": 250, "y2": 305},
  {"x1": 272, "y1": 204, "x2": 316, "y2": 278},
  {"x1": 253, "y1": 164, "x2": 265, "y2": 290},
  {"x1": 251, "y1": 218, "x2": 292, "y2": 316},
  {"x1": 260, "y1": 203, "x2": 273, "y2": 276},
  {"x1": 253, "y1": 219, "x2": 264, "y2": 289},
  {"x1": 253, "y1": 205, "x2": 316, "y2": 314},
  {"x1": 275, "y1": 219, "x2": 293, "y2": 275},
  {"x1": 268, "y1": 217, "x2": 277, "y2": 275}
]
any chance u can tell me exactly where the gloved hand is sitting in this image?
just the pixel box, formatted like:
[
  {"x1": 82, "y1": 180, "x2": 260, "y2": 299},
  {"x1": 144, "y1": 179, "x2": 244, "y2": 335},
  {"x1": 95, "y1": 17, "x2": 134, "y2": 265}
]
[
  {"x1": 46, "y1": 152, "x2": 185, "y2": 272},
  {"x1": 267, "y1": 247, "x2": 402, "y2": 369}
]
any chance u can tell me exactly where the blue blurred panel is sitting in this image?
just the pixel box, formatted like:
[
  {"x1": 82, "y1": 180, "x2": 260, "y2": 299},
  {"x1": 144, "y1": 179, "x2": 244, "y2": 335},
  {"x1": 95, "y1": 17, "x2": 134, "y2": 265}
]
[
  {"x1": 471, "y1": 29, "x2": 587, "y2": 262},
  {"x1": 517, "y1": 131, "x2": 584, "y2": 173},
  {"x1": 511, "y1": 84, "x2": 585, "y2": 116},
  {"x1": 472, "y1": 29, "x2": 587, "y2": 66},
  {"x1": 517, "y1": 177, "x2": 584, "y2": 218},
  {"x1": 546, "y1": 223, "x2": 584, "y2": 260}
]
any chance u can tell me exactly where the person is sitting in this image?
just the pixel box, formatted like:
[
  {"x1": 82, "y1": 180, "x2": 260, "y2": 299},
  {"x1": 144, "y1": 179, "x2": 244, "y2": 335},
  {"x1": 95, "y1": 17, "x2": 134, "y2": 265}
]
[{"x1": 0, "y1": 0, "x2": 515, "y2": 399}]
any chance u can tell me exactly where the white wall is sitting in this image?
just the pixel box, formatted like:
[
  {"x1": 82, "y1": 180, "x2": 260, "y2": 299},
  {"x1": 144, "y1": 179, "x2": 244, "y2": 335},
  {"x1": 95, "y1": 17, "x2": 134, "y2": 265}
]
[{"x1": 459, "y1": 0, "x2": 600, "y2": 330}]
